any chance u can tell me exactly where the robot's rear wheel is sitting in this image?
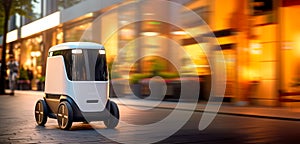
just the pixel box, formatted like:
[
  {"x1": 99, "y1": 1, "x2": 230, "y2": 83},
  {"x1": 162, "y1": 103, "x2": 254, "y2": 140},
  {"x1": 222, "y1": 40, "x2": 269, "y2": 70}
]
[
  {"x1": 57, "y1": 101, "x2": 73, "y2": 130},
  {"x1": 34, "y1": 99, "x2": 48, "y2": 126},
  {"x1": 104, "y1": 100, "x2": 119, "y2": 129}
]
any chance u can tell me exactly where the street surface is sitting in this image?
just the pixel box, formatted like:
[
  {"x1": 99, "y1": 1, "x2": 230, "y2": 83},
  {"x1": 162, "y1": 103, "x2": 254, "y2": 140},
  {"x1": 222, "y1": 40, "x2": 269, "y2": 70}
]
[{"x1": 0, "y1": 92, "x2": 300, "y2": 143}]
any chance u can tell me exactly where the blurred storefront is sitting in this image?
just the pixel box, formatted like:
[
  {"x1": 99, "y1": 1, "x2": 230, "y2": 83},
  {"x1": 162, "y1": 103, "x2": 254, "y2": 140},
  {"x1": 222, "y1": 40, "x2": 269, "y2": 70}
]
[
  {"x1": 2, "y1": 0, "x2": 300, "y2": 106},
  {"x1": 281, "y1": 0, "x2": 300, "y2": 106},
  {"x1": 178, "y1": 0, "x2": 300, "y2": 106}
]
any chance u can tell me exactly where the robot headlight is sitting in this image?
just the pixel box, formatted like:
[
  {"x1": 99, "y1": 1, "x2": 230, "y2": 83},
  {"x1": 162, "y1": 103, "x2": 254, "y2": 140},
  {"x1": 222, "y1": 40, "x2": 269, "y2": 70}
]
[
  {"x1": 99, "y1": 49, "x2": 106, "y2": 55},
  {"x1": 72, "y1": 49, "x2": 83, "y2": 54}
]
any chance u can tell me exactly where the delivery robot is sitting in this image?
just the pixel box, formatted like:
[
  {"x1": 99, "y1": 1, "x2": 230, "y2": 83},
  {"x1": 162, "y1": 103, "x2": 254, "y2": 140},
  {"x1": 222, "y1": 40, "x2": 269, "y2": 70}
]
[{"x1": 34, "y1": 42, "x2": 119, "y2": 130}]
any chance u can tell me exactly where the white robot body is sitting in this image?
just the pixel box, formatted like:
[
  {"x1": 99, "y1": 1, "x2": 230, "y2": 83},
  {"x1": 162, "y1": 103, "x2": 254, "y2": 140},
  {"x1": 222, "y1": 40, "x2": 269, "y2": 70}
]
[
  {"x1": 34, "y1": 42, "x2": 119, "y2": 130},
  {"x1": 45, "y1": 56, "x2": 108, "y2": 112}
]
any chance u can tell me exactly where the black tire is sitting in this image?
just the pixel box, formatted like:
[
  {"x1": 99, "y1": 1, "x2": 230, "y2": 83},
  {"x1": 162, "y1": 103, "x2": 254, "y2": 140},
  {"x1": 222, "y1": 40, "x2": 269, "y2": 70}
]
[
  {"x1": 104, "y1": 100, "x2": 119, "y2": 129},
  {"x1": 57, "y1": 101, "x2": 73, "y2": 130},
  {"x1": 34, "y1": 99, "x2": 48, "y2": 126}
]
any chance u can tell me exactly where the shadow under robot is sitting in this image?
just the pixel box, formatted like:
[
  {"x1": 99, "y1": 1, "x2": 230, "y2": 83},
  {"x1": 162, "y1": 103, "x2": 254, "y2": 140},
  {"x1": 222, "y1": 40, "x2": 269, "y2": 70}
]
[{"x1": 34, "y1": 42, "x2": 119, "y2": 130}]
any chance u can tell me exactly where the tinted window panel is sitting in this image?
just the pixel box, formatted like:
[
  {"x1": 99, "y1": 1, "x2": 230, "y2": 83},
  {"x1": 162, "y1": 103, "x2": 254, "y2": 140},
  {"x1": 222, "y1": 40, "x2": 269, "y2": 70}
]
[{"x1": 51, "y1": 49, "x2": 107, "y2": 81}]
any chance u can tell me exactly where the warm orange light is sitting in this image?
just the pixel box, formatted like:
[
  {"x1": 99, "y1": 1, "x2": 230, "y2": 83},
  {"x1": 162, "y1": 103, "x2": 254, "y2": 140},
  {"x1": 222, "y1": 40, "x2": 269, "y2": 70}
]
[
  {"x1": 31, "y1": 51, "x2": 41, "y2": 57},
  {"x1": 250, "y1": 42, "x2": 262, "y2": 55},
  {"x1": 140, "y1": 32, "x2": 160, "y2": 36},
  {"x1": 120, "y1": 28, "x2": 135, "y2": 39},
  {"x1": 242, "y1": 67, "x2": 260, "y2": 82},
  {"x1": 25, "y1": 59, "x2": 32, "y2": 67},
  {"x1": 56, "y1": 31, "x2": 63, "y2": 40},
  {"x1": 296, "y1": 35, "x2": 300, "y2": 56},
  {"x1": 171, "y1": 31, "x2": 187, "y2": 35}
]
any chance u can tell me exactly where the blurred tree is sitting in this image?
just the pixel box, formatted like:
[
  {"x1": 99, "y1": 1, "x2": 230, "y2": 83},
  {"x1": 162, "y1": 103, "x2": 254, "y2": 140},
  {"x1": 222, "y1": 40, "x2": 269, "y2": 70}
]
[{"x1": 0, "y1": 0, "x2": 36, "y2": 94}]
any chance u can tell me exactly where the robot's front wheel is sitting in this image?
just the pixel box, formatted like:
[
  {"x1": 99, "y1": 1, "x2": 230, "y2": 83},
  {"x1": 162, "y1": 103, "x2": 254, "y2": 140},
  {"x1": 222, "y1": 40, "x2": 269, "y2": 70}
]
[
  {"x1": 34, "y1": 99, "x2": 48, "y2": 126},
  {"x1": 57, "y1": 101, "x2": 73, "y2": 130},
  {"x1": 104, "y1": 100, "x2": 119, "y2": 129}
]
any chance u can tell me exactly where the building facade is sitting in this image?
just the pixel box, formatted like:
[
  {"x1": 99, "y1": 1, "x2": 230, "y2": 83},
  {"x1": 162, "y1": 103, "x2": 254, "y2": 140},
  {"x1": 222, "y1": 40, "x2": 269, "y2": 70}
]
[{"x1": 2, "y1": 0, "x2": 300, "y2": 107}]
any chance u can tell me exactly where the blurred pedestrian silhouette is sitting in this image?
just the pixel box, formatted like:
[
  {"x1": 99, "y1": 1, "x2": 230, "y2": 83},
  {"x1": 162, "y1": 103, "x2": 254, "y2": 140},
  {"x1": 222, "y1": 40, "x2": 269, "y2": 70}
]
[
  {"x1": 27, "y1": 68, "x2": 33, "y2": 90},
  {"x1": 7, "y1": 56, "x2": 18, "y2": 95}
]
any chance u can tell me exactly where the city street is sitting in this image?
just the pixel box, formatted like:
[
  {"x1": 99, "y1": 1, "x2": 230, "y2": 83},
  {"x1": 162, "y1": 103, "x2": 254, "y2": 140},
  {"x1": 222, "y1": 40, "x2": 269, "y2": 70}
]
[
  {"x1": 1, "y1": 91, "x2": 300, "y2": 143},
  {"x1": 2, "y1": 0, "x2": 300, "y2": 143}
]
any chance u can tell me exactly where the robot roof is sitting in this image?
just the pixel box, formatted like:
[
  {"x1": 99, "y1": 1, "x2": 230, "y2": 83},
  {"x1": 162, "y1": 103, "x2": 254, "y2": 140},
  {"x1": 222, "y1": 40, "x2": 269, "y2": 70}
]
[{"x1": 49, "y1": 42, "x2": 104, "y2": 52}]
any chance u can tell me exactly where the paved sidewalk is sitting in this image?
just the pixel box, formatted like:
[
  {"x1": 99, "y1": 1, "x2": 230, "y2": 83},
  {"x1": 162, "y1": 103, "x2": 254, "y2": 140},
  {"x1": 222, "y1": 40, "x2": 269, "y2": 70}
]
[{"x1": 13, "y1": 90, "x2": 300, "y2": 121}]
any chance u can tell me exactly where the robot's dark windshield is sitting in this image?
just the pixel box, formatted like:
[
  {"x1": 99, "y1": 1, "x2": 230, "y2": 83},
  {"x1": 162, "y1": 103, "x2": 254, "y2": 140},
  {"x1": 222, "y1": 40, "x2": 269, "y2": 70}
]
[{"x1": 52, "y1": 49, "x2": 108, "y2": 81}]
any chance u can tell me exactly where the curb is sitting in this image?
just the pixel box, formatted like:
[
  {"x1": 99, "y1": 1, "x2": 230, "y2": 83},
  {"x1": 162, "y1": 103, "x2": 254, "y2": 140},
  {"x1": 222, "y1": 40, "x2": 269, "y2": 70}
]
[
  {"x1": 116, "y1": 102, "x2": 300, "y2": 121},
  {"x1": 14, "y1": 90, "x2": 300, "y2": 121}
]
